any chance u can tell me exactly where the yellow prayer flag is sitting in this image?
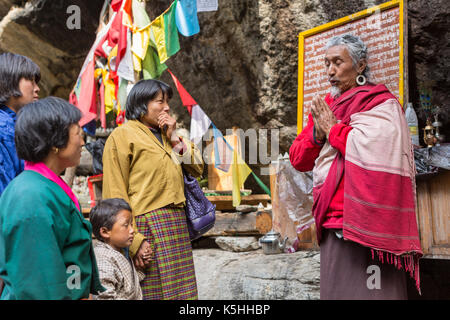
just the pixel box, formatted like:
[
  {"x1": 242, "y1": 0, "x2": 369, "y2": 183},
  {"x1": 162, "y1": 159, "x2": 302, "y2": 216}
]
[
  {"x1": 107, "y1": 45, "x2": 118, "y2": 71},
  {"x1": 101, "y1": 70, "x2": 116, "y2": 114},
  {"x1": 150, "y1": 15, "x2": 168, "y2": 63},
  {"x1": 232, "y1": 150, "x2": 252, "y2": 207},
  {"x1": 94, "y1": 68, "x2": 103, "y2": 79},
  {"x1": 132, "y1": 52, "x2": 142, "y2": 72},
  {"x1": 131, "y1": 27, "x2": 150, "y2": 60},
  {"x1": 104, "y1": 79, "x2": 116, "y2": 114}
]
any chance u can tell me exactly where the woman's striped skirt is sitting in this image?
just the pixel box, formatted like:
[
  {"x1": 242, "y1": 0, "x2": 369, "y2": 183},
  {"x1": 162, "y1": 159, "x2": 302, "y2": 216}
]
[{"x1": 135, "y1": 206, "x2": 198, "y2": 300}]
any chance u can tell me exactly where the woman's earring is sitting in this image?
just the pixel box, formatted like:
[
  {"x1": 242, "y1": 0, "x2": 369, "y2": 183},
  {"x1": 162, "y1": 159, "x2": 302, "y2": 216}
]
[
  {"x1": 54, "y1": 147, "x2": 59, "y2": 154},
  {"x1": 356, "y1": 74, "x2": 367, "y2": 86}
]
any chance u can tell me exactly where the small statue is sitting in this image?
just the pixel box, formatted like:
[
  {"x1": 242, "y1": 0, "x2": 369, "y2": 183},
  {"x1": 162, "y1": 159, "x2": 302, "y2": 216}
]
[{"x1": 423, "y1": 118, "x2": 437, "y2": 147}]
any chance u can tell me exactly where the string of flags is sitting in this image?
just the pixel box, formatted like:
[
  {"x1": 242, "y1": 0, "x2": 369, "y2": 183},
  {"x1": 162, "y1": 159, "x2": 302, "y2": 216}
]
[
  {"x1": 170, "y1": 68, "x2": 272, "y2": 206},
  {"x1": 168, "y1": 70, "x2": 271, "y2": 206},
  {"x1": 70, "y1": 0, "x2": 199, "y2": 129},
  {"x1": 70, "y1": 0, "x2": 269, "y2": 206}
]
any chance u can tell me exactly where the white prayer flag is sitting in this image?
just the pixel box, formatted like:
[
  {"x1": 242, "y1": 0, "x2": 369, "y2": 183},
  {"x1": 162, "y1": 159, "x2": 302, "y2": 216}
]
[
  {"x1": 190, "y1": 104, "x2": 212, "y2": 144},
  {"x1": 117, "y1": 30, "x2": 135, "y2": 82}
]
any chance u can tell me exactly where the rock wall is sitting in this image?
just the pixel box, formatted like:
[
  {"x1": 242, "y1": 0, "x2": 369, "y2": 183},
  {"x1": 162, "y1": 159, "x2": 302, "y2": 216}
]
[
  {"x1": 193, "y1": 248, "x2": 320, "y2": 300},
  {"x1": 0, "y1": 0, "x2": 103, "y2": 98},
  {"x1": 408, "y1": 0, "x2": 450, "y2": 141},
  {"x1": 0, "y1": 0, "x2": 449, "y2": 191}
]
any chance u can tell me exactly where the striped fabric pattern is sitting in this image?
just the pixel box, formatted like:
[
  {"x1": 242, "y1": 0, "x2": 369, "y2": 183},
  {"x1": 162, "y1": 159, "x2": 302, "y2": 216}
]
[{"x1": 135, "y1": 206, "x2": 198, "y2": 300}]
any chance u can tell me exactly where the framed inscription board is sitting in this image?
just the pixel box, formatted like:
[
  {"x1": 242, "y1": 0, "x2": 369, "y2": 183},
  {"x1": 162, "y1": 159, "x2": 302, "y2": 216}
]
[{"x1": 297, "y1": 0, "x2": 407, "y2": 133}]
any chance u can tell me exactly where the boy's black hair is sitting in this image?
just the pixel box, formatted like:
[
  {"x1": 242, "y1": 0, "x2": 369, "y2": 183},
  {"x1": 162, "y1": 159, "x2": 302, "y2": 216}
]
[
  {"x1": 125, "y1": 79, "x2": 173, "y2": 121},
  {"x1": 0, "y1": 52, "x2": 41, "y2": 105},
  {"x1": 89, "y1": 198, "x2": 132, "y2": 241},
  {"x1": 15, "y1": 97, "x2": 81, "y2": 163}
]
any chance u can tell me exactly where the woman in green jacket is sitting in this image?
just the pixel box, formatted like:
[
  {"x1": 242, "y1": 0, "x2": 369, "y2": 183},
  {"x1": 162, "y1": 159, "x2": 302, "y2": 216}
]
[{"x1": 0, "y1": 97, "x2": 104, "y2": 299}]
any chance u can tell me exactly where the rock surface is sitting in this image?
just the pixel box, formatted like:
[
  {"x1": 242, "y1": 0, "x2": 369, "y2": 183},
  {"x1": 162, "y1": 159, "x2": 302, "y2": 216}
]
[
  {"x1": 215, "y1": 236, "x2": 260, "y2": 252},
  {"x1": 192, "y1": 248, "x2": 320, "y2": 300},
  {"x1": 0, "y1": 1, "x2": 103, "y2": 99}
]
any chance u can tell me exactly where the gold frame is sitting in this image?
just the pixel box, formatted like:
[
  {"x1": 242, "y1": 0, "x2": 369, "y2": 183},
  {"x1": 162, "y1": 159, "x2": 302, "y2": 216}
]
[{"x1": 297, "y1": 0, "x2": 406, "y2": 133}]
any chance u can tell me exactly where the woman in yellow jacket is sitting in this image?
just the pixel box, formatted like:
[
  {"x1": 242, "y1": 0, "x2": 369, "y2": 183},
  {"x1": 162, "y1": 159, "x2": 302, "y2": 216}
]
[{"x1": 102, "y1": 79, "x2": 204, "y2": 300}]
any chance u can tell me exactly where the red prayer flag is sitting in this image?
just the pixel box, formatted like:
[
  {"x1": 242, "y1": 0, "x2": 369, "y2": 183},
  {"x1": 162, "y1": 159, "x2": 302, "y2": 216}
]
[
  {"x1": 76, "y1": 59, "x2": 98, "y2": 127},
  {"x1": 111, "y1": 0, "x2": 123, "y2": 12},
  {"x1": 99, "y1": 81, "x2": 106, "y2": 129},
  {"x1": 167, "y1": 69, "x2": 196, "y2": 116},
  {"x1": 111, "y1": 0, "x2": 132, "y2": 14},
  {"x1": 94, "y1": 9, "x2": 128, "y2": 73}
]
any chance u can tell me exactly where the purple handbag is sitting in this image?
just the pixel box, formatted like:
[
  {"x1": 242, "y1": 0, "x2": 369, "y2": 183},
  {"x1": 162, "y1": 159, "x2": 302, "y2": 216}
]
[{"x1": 183, "y1": 169, "x2": 216, "y2": 240}]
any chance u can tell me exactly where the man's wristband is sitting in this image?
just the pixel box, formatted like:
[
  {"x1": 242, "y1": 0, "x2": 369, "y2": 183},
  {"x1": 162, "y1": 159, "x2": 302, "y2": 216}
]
[{"x1": 313, "y1": 126, "x2": 325, "y2": 146}]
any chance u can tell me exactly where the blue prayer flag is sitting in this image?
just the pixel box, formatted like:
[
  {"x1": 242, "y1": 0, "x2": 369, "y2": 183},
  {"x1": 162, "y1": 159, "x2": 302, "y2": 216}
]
[
  {"x1": 212, "y1": 124, "x2": 233, "y2": 173},
  {"x1": 175, "y1": 0, "x2": 200, "y2": 37}
]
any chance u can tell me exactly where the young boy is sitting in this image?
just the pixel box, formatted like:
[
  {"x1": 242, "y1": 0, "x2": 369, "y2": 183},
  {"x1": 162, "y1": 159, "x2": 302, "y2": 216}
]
[{"x1": 90, "y1": 198, "x2": 152, "y2": 300}]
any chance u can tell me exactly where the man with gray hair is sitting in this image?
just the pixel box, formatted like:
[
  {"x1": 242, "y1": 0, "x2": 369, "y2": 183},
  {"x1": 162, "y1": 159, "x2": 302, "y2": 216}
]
[{"x1": 290, "y1": 34, "x2": 422, "y2": 299}]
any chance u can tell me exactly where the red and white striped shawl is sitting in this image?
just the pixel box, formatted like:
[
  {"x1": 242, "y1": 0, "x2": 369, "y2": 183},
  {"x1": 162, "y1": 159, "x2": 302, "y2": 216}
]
[{"x1": 312, "y1": 84, "x2": 423, "y2": 292}]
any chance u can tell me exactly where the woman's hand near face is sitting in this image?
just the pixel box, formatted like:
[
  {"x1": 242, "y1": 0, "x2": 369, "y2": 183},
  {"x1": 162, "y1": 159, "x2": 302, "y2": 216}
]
[{"x1": 157, "y1": 112, "x2": 178, "y2": 142}]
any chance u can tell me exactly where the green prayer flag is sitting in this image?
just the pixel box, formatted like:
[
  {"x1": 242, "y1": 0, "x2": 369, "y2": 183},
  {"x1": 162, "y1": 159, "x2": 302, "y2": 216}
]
[
  {"x1": 251, "y1": 171, "x2": 271, "y2": 197},
  {"x1": 142, "y1": 45, "x2": 167, "y2": 79},
  {"x1": 163, "y1": 0, "x2": 180, "y2": 57},
  {"x1": 118, "y1": 78, "x2": 128, "y2": 109}
]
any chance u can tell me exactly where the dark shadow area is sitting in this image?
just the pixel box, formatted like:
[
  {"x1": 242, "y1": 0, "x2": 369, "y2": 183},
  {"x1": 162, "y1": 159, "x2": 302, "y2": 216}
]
[{"x1": 407, "y1": 258, "x2": 450, "y2": 300}]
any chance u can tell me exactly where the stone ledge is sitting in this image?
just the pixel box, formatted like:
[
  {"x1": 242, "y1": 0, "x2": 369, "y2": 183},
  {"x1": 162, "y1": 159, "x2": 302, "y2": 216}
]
[{"x1": 193, "y1": 248, "x2": 320, "y2": 300}]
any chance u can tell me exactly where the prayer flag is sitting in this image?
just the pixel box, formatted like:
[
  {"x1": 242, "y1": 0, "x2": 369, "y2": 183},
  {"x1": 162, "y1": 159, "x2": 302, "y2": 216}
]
[
  {"x1": 232, "y1": 148, "x2": 252, "y2": 207},
  {"x1": 115, "y1": 11, "x2": 128, "y2": 74},
  {"x1": 212, "y1": 124, "x2": 233, "y2": 172},
  {"x1": 131, "y1": 28, "x2": 150, "y2": 61},
  {"x1": 118, "y1": 0, "x2": 133, "y2": 28},
  {"x1": 167, "y1": 70, "x2": 209, "y2": 143},
  {"x1": 132, "y1": 52, "x2": 142, "y2": 72},
  {"x1": 142, "y1": 45, "x2": 167, "y2": 79},
  {"x1": 168, "y1": 69, "x2": 197, "y2": 115},
  {"x1": 72, "y1": 59, "x2": 97, "y2": 127},
  {"x1": 111, "y1": 0, "x2": 123, "y2": 12},
  {"x1": 97, "y1": 8, "x2": 128, "y2": 72},
  {"x1": 130, "y1": 0, "x2": 151, "y2": 70},
  {"x1": 117, "y1": 77, "x2": 128, "y2": 110},
  {"x1": 132, "y1": 0, "x2": 151, "y2": 29},
  {"x1": 175, "y1": 0, "x2": 200, "y2": 37},
  {"x1": 251, "y1": 171, "x2": 271, "y2": 196},
  {"x1": 99, "y1": 80, "x2": 106, "y2": 129},
  {"x1": 150, "y1": 15, "x2": 167, "y2": 63},
  {"x1": 73, "y1": 77, "x2": 81, "y2": 99},
  {"x1": 103, "y1": 71, "x2": 116, "y2": 114},
  {"x1": 164, "y1": 0, "x2": 181, "y2": 57},
  {"x1": 190, "y1": 104, "x2": 212, "y2": 144},
  {"x1": 117, "y1": 30, "x2": 135, "y2": 82},
  {"x1": 151, "y1": 1, "x2": 180, "y2": 64}
]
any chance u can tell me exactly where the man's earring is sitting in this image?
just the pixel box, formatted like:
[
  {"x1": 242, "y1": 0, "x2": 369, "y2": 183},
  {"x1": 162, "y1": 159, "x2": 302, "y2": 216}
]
[{"x1": 356, "y1": 74, "x2": 367, "y2": 86}]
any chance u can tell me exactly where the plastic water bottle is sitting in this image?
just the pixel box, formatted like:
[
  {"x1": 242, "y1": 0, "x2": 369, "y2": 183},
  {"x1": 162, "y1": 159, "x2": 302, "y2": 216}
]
[{"x1": 405, "y1": 102, "x2": 419, "y2": 146}]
